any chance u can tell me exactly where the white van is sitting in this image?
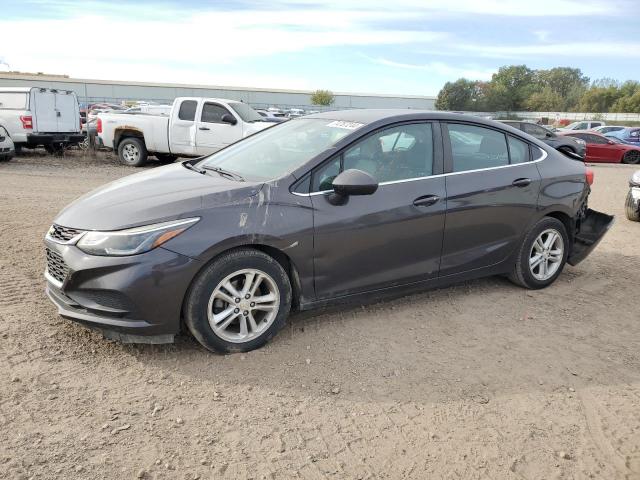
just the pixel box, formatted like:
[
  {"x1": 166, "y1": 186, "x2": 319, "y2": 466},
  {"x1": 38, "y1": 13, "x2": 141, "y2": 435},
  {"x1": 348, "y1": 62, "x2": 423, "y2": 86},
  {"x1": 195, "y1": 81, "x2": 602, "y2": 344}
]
[{"x1": 0, "y1": 87, "x2": 84, "y2": 152}]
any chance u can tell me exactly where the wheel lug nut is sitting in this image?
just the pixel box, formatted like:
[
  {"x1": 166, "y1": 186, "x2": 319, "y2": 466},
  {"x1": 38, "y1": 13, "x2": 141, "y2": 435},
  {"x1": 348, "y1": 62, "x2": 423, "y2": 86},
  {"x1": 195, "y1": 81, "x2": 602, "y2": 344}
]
[
  {"x1": 235, "y1": 298, "x2": 240, "y2": 303},
  {"x1": 243, "y1": 310, "x2": 248, "y2": 316},
  {"x1": 245, "y1": 294, "x2": 250, "y2": 299},
  {"x1": 234, "y1": 308, "x2": 239, "y2": 313},
  {"x1": 250, "y1": 302, "x2": 255, "y2": 307}
]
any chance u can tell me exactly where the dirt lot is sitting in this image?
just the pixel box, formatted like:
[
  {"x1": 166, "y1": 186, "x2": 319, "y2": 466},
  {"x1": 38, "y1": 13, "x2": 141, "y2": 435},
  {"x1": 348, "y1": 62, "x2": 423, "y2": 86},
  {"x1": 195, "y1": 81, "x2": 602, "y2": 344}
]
[{"x1": 1, "y1": 151, "x2": 640, "y2": 480}]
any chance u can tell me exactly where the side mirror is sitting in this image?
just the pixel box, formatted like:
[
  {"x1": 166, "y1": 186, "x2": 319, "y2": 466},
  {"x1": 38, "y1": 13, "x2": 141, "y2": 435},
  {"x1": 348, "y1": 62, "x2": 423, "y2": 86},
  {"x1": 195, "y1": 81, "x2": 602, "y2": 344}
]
[
  {"x1": 608, "y1": 140, "x2": 615, "y2": 145},
  {"x1": 332, "y1": 169, "x2": 378, "y2": 197},
  {"x1": 221, "y1": 114, "x2": 237, "y2": 125},
  {"x1": 545, "y1": 132, "x2": 553, "y2": 138}
]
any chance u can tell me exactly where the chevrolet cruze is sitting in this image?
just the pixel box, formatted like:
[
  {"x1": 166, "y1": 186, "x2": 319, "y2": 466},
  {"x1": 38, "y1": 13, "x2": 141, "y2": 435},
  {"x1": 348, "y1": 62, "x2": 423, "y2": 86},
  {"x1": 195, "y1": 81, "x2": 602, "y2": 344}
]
[{"x1": 44, "y1": 111, "x2": 613, "y2": 353}]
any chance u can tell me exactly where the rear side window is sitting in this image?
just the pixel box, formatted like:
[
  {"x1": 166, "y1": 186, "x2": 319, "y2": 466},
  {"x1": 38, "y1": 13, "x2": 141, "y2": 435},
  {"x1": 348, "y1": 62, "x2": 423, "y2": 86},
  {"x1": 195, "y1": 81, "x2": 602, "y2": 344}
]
[
  {"x1": 0, "y1": 93, "x2": 28, "y2": 109},
  {"x1": 447, "y1": 124, "x2": 509, "y2": 172},
  {"x1": 178, "y1": 100, "x2": 197, "y2": 121},
  {"x1": 508, "y1": 136, "x2": 529, "y2": 164},
  {"x1": 587, "y1": 134, "x2": 608, "y2": 144}
]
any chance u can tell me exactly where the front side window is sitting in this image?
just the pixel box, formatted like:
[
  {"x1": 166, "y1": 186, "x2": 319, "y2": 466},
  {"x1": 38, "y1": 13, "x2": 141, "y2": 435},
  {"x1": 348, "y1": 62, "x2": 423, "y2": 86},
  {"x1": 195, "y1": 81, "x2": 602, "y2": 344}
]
[
  {"x1": 312, "y1": 123, "x2": 434, "y2": 191},
  {"x1": 178, "y1": 100, "x2": 197, "y2": 121},
  {"x1": 201, "y1": 103, "x2": 232, "y2": 124},
  {"x1": 588, "y1": 134, "x2": 608, "y2": 144},
  {"x1": 448, "y1": 123, "x2": 509, "y2": 172}
]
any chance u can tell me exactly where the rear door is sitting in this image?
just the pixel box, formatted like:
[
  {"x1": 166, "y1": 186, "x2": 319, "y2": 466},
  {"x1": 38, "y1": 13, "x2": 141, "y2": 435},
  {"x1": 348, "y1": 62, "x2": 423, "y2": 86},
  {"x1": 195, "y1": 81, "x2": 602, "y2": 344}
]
[
  {"x1": 54, "y1": 91, "x2": 79, "y2": 133},
  {"x1": 195, "y1": 102, "x2": 243, "y2": 154},
  {"x1": 310, "y1": 122, "x2": 446, "y2": 299},
  {"x1": 169, "y1": 99, "x2": 198, "y2": 155},
  {"x1": 32, "y1": 89, "x2": 57, "y2": 133},
  {"x1": 440, "y1": 122, "x2": 542, "y2": 276}
]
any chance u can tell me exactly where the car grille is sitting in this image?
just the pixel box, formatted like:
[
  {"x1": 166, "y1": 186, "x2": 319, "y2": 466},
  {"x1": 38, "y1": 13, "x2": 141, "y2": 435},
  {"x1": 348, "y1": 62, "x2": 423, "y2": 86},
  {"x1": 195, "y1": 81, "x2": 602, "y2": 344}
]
[
  {"x1": 49, "y1": 224, "x2": 84, "y2": 242},
  {"x1": 45, "y1": 248, "x2": 69, "y2": 285}
]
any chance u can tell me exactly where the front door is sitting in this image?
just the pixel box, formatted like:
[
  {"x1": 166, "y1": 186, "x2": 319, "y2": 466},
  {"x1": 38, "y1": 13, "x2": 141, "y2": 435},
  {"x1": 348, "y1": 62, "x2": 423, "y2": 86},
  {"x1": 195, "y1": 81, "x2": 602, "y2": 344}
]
[
  {"x1": 195, "y1": 102, "x2": 243, "y2": 154},
  {"x1": 440, "y1": 122, "x2": 542, "y2": 276},
  {"x1": 310, "y1": 122, "x2": 447, "y2": 300}
]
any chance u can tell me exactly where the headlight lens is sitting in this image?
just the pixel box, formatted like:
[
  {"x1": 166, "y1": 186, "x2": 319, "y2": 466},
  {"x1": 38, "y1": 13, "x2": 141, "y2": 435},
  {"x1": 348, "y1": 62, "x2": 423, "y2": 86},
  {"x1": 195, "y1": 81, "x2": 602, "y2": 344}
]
[
  {"x1": 574, "y1": 138, "x2": 586, "y2": 145},
  {"x1": 76, "y1": 218, "x2": 199, "y2": 256},
  {"x1": 631, "y1": 171, "x2": 640, "y2": 186}
]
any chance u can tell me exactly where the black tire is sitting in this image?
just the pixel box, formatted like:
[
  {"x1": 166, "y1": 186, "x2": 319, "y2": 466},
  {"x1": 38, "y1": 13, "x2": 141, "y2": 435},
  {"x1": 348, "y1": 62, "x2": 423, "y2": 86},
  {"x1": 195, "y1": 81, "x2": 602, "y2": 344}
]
[
  {"x1": 14, "y1": 144, "x2": 22, "y2": 155},
  {"x1": 184, "y1": 248, "x2": 292, "y2": 354},
  {"x1": 622, "y1": 150, "x2": 640, "y2": 165},
  {"x1": 509, "y1": 217, "x2": 569, "y2": 289},
  {"x1": 625, "y1": 190, "x2": 640, "y2": 222},
  {"x1": 44, "y1": 144, "x2": 64, "y2": 156},
  {"x1": 117, "y1": 137, "x2": 148, "y2": 167},
  {"x1": 155, "y1": 153, "x2": 178, "y2": 164}
]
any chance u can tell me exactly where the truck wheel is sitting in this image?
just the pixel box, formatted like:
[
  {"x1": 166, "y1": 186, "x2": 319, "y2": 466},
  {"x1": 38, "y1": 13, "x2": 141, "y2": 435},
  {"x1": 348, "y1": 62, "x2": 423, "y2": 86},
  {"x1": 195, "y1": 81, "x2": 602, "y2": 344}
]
[
  {"x1": 625, "y1": 190, "x2": 640, "y2": 222},
  {"x1": 118, "y1": 137, "x2": 148, "y2": 167},
  {"x1": 184, "y1": 248, "x2": 292, "y2": 354},
  {"x1": 44, "y1": 144, "x2": 65, "y2": 156},
  {"x1": 509, "y1": 217, "x2": 568, "y2": 289},
  {"x1": 155, "y1": 153, "x2": 178, "y2": 164}
]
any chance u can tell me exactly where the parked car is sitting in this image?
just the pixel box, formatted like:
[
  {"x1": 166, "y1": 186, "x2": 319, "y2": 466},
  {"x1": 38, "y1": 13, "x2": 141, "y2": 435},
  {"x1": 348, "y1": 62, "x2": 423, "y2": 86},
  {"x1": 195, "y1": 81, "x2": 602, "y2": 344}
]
[
  {"x1": 0, "y1": 87, "x2": 84, "y2": 153},
  {"x1": 501, "y1": 121, "x2": 586, "y2": 157},
  {"x1": 592, "y1": 125, "x2": 626, "y2": 135},
  {"x1": 45, "y1": 111, "x2": 612, "y2": 353},
  {"x1": 605, "y1": 127, "x2": 640, "y2": 145},
  {"x1": 287, "y1": 108, "x2": 305, "y2": 118},
  {"x1": 256, "y1": 110, "x2": 288, "y2": 123},
  {"x1": 97, "y1": 98, "x2": 272, "y2": 166},
  {"x1": 625, "y1": 170, "x2": 640, "y2": 221},
  {"x1": 0, "y1": 124, "x2": 15, "y2": 161},
  {"x1": 556, "y1": 120, "x2": 606, "y2": 132},
  {"x1": 560, "y1": 131, "x2": 640, "y2": 164}
]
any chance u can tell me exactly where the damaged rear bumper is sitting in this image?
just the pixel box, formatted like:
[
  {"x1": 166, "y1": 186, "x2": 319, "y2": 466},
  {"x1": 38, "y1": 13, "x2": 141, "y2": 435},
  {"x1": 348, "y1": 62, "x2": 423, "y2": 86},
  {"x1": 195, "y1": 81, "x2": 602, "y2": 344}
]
[{"x1": 568, "y1": 208, "x2": 614, "y2": 266}]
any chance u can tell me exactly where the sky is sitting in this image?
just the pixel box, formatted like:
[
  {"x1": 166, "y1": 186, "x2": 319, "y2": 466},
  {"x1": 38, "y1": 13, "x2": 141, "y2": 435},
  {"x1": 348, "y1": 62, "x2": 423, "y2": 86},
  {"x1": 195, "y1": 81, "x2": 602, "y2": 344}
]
[{"x1": 0, "y1": 0, "x2": 639, "y2": 96}]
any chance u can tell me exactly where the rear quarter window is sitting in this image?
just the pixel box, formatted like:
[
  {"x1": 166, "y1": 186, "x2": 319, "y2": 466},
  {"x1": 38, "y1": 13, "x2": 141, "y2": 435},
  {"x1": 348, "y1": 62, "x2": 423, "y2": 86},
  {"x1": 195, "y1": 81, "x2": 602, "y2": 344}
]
[{"x1": 0, "y1": 93, "x2": 28, "y2": 109}]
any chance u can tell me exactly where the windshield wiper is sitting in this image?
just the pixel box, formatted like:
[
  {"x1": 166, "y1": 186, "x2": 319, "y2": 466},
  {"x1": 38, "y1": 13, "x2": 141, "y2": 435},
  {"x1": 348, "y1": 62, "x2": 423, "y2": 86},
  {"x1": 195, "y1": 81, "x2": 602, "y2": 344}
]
[
  {"x1": 202, "y1": 166, "x2": 245, "y2": 182},
  {"x1": 183, "y1": 161, "x2": 205, "y2": 174}
]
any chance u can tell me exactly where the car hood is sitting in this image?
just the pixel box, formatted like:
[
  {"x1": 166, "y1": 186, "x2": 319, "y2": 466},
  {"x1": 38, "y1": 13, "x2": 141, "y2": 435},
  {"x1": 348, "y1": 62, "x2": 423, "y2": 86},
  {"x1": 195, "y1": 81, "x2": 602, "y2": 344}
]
[{"x1": 54, "y1": 162, "x2": 263, "y2": 231}]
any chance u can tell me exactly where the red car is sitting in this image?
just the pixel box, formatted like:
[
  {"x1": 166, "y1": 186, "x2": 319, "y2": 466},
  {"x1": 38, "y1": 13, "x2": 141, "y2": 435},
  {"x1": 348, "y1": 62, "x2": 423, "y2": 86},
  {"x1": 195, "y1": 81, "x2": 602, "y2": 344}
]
[{"x1": 559, "y1": 131, "x2": 640, "y2": 164}]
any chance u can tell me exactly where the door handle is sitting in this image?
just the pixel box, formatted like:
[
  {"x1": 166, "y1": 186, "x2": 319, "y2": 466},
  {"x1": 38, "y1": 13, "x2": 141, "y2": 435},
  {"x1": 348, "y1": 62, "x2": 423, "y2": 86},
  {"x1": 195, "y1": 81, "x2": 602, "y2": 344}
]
[
  {"x1": 413, "y1": 194, "x2": 440, "y2": 207},
  {"x1": 199, "y1": 126, "x2": 210, "y2": 131},
  {"x1": 512, "y1": 178, "x2": 532, "y2": 187}
]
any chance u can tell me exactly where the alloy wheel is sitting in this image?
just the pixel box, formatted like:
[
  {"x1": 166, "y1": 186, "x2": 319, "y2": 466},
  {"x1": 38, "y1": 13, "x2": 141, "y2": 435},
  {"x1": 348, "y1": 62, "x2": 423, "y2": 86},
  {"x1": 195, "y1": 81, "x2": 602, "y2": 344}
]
[
  {"x1": 123, "y1": 143, "x2": 140, "y2": 163},
  {"x1": 207, "y1": 269, "x2": 280, "y2": 343},
  {"x1": 529, "y1": 228, "x2": 564, "y2": 281},
  {"x1": 624, "y1": 151, "x2": 640, "y2": 165}
]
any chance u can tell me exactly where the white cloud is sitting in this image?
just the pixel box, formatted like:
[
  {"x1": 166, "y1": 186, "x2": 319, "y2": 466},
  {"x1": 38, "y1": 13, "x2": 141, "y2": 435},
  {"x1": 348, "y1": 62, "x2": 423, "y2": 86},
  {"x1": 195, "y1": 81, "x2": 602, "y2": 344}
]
[
  {"x1": 458, "y1": 42, "x2": 640, "y2": 58},
  {"x1": 533, "y1": 30, "x2": 551, "y2": 42},
  {"x1": 367, "y1": 56, "x2": 495, "y2": 81}
]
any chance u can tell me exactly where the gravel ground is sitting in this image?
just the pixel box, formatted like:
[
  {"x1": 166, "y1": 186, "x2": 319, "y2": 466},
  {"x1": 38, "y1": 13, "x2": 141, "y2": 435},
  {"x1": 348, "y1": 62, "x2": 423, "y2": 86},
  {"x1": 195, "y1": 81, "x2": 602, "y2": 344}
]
[{"x1": 1, "y1": 151, "x2": 640, "y2": 480}]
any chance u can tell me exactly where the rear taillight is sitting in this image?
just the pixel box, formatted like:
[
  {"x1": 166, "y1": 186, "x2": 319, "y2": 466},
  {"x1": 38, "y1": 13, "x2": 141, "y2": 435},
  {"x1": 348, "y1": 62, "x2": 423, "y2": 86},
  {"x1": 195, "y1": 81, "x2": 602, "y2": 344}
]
[
  {"x1": 96, "y1": 117, "x2": 102, "y2": 134},
  {"x1": 586, "y1": 167, "x2": 594, "y2": 186},
  {"x1": 20, "y1": 115, "x2": 33, "y2": 129}
]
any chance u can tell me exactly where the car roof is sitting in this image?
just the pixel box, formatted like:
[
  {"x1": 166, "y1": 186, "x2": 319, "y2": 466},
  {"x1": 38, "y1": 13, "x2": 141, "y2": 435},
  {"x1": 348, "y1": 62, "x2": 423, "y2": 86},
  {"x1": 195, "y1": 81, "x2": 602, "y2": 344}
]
[{"x1": 304, "y1": 109, "x2": 505, "y2": 126}]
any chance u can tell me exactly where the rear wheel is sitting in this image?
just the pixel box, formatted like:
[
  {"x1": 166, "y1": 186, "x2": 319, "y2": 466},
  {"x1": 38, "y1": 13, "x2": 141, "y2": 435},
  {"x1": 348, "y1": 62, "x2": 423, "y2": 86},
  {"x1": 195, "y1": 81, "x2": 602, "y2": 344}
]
[
  {"x1": 184, "y1": 249, "x2": 292, "y2": 354},
  {"x1": 117, "y1": 137, "x2": 148, "y2": 167},
  {"x1": 625, "y1": 190, "x2": 640, "y2": 221},
  {"x1": 509, "y1": 217, "x2": 568, "y2": 289},
  {"x1": 623, "y1": 150, "x2": 640, "y2": 164},
  {"x1": 44, "y1": 143, "x2": 65, "y2": 156}
]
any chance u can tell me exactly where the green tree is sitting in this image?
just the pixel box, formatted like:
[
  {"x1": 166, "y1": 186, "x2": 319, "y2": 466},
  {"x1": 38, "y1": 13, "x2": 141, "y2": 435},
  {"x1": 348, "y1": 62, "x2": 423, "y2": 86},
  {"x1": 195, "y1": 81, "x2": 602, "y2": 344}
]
[
  {"x1": 485, "y1": 65, "x2": 535, "y2": 111},
  {"x1": 534, "y1": 67, "x2": 589, "y2": 110},
  {"x1": 310, "y1": 89, "x2": 335, "y2": 106},
  {"x1": 610, "y1": 91, "x2": 640, "y2": 113},
  {"x1": 435, "y1": 79, "x2": 486, "y2": 111},
  {"x1": 525, "y1": 87, "x2": 565, "y2": 111},
  {"x1": 577, "y1": 86, "x2": 622, "y2": 112}
]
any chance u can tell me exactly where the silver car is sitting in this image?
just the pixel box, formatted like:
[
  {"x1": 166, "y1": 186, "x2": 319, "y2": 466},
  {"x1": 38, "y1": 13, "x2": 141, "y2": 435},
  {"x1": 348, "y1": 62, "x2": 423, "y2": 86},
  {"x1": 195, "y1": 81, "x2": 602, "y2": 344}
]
[{"x1": 0, "y1": 125, "x2": 14, "y2": 161}]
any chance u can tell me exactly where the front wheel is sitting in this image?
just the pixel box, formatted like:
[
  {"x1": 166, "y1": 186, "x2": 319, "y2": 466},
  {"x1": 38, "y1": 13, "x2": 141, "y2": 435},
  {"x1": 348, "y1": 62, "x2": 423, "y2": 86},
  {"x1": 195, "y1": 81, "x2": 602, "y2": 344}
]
[
  {"x1": 117, "y1": 137, "x2": 148, "y2": 167},
  {"x1": 509, "y1": 217, "x2": 569, "y2": 289},
  {"x1": 155, "y1": 153, "x2": 178, "y2": 164},
  {"x1": 184, "y1": 249, "x2": 292, "y2": 354},
  {"x1": 625, "y1": 190, "x2": 640, "y2": 221}
]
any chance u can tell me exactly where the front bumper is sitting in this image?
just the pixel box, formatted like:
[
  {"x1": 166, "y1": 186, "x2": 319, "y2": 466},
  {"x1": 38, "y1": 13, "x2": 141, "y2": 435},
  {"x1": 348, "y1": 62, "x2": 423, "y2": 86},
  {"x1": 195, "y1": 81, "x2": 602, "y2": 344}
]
[
  {"x1": 44, "y1": 238, "x2": 202, "y2": 340},
  {"x1": 567, "y1": 208, "x2": 614, "y2": 266},
  {"x1": 26, "y1": 133, "x2": 85, "y2": 147}
]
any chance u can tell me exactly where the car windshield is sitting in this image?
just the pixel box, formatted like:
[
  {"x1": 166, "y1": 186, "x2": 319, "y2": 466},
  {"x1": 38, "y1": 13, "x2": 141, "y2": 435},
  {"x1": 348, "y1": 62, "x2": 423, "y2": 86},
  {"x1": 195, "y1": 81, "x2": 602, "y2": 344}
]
[
  {"x1": 229, "y1": 102, "x2": 263, "y2": 123},
  {"x1": 197, "y1": 118, "x2": 363, "y2": 181}
]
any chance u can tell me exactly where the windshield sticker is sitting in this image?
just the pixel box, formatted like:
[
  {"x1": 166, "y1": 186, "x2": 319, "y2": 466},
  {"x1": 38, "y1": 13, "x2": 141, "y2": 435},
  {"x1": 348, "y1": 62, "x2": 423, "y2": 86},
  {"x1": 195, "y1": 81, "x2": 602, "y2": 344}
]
[{"x1": 326, "y1": 120, "x2": 364, "y2": 130}]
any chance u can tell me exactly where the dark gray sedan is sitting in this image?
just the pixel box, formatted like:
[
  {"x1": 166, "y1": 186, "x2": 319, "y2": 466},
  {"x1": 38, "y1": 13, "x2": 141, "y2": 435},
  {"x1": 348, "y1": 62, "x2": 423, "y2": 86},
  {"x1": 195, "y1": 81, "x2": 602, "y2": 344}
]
[{"x1": 44, "y1": 111, "x2": 613, "y2": 353}]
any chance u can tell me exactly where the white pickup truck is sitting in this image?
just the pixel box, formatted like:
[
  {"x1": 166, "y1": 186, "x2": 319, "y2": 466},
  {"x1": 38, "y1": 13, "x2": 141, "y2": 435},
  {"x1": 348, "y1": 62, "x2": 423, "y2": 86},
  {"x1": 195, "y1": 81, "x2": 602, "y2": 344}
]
[
  {"x1": 97, "y1": 97, "x2": 273, "y2": 166},
  {"x1": 0, "y1": 87, "x2": 84, "y2": 153}
]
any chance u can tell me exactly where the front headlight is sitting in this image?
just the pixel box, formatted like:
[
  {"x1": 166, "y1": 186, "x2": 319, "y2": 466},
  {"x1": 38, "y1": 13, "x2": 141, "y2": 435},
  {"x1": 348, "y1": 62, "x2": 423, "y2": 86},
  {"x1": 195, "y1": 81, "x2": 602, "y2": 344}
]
[
  {"x1": 631, "y1": 171, "x2": 640, "y2": 187},
  {"x1": 574, "y1": 138, "x2": 586, "y2": 146},
  {"x1": 76, "y1": 218, "x2": 199, "y2": 256}
]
